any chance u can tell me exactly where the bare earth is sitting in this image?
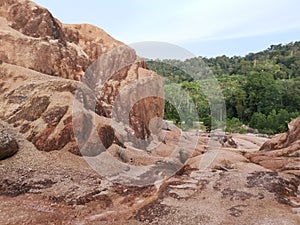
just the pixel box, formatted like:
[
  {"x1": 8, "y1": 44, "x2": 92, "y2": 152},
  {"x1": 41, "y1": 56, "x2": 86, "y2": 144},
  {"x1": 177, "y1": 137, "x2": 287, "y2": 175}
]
[{"x1": 0, "y1": 121, "x2": 299, "y2": 225}]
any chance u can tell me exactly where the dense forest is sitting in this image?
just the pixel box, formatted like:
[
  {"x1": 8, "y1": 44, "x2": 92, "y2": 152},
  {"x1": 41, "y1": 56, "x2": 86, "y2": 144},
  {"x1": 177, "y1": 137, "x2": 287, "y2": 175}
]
[{"x1": 146, "y1": 41, "x2": 300, "y2": 134}]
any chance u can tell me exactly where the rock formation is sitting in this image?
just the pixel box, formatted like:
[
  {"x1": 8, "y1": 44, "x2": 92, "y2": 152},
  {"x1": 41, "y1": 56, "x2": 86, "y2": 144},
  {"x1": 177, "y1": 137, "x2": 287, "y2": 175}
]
[
  {"x1": 0, "y1": 0, "x2": 164, "y2": 155},
  {"x1": 0, "y1": 1, "x2": 299, "y2": 225},
  {"x1": 247, "y1": 116, "x2": 300, "y2": 175},
  {"x1": 0, "y1": 0, "x2": 123, "y2": 79},
  {"x1": 260, "y1": 115, "x2": 300, "y2": 151}
]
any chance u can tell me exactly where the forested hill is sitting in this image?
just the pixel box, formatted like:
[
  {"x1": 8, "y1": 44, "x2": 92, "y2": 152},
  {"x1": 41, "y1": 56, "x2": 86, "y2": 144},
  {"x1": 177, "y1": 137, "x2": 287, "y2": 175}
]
[
  {"x1": 204, "y1": 41, "x2": 300, "y2": 79},
  {"x1": 146, "y1": 41, "x2": 300, "y2": 134}
]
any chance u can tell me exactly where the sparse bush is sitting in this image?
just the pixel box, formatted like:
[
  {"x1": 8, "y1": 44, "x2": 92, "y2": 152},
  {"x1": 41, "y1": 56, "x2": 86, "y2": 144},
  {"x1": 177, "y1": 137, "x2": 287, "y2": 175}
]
[{"x1": 225, "y1": 117, "x2": 247, "y2": 133}]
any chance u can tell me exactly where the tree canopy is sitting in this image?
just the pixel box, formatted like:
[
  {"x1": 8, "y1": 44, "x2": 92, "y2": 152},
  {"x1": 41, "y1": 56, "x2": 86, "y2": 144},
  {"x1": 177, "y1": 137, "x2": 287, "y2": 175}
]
[{"x1": 146, "y1": 41, "x2": 300, "y2": 134}]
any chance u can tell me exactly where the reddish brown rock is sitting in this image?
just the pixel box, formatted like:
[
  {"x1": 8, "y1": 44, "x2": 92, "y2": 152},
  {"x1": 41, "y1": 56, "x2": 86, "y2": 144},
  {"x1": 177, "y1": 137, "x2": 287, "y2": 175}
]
[
  {"x1": 0, "y1": 0, "x2": 64, "y2": 39},
  {"x1": 0, "y1": 0, "x2": 164, "y2": 153},
  {"x1": 0, "y1": 0, "x2": 122, "y2": 80},
  {"x1": 2, "y1": 1, "x2": 300, "y2": 225},
  {"x1": 260, "y1": 116, "x2": 300, "y2": 151},
  {"x1": 247, "y1": 116, "x2": 300, "y2": 175},
  {"x1": 0, "y1": 63, "x2": 133, "y2": 156},
  {"x1": 63, "y1": 23, "x2": 124, "y2": 63}
]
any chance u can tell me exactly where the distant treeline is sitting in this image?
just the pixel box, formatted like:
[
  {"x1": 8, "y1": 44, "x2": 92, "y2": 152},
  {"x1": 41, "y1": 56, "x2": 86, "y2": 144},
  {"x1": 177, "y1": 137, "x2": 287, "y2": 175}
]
[{"x1": 146, "y1": 41, "x2": 300, "y2": 134}]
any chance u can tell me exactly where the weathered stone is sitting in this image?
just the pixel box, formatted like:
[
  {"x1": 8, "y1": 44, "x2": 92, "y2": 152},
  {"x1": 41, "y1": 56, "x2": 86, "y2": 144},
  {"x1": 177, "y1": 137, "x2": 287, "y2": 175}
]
[
  {"x1": 0, "y1": 0, "x2": 164, "y2": 152},
  {"x1": 62, "y1": 23, "x2": 124, "y2": 64},
  {"x1": 219, "y1": 135, "x2": 238, "y2": 148},
  {"x1": 260, "y1": 116, "x2": 300, "y2": 151},
  {"x1": 162, "y1": 120, "x2": 175, "y2": 131},
  {"x1": 246, "y1": 171, "x2": 300, "y2": 206},
  {"x1": 31, "y1": 119, "x2": 73, "y2": 152},
  {"x1": 42, "y1": 106, "x2": 68, "y2": 126},
  {"x1": 0, "y1": 0, "x2": 64, "y2": 40},
  {"x1": 0, "y1": 0, "x2": 121, "y2": 80},
  {"x1": 2, "y1": 1, "x2": 300, "y2": 225},
  {"x1": 0, "y1": 130, "x2": 18, "y2": 160},
  {"x1": 247, "y1": 116, "x2": 300, "y2": 175},
  {"x1": 8, "y1": 96, "x2": 50, "y2": 123}
]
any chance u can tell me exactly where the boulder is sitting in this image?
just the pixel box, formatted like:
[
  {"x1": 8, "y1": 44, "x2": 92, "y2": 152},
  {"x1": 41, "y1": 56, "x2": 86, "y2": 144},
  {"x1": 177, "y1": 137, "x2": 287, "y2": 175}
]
[
  {"x1": 0, "y1": 130, "x2": 18, "y2": 160},
  {"x1": 260, "y1": 116, "x2": 300, "y2": 151},
  {"x1": 241, "y1": 124, "x2": 258, "y2": 134},
  {"x1": 162, "y1": 120, "x2": 175, "y2": 131},
  {"x1": 219, "y1": 135, "x2": 238, "y2": 148},
  {"x1": 247, "y1": 116, "x2": 300, "y2": 175}
]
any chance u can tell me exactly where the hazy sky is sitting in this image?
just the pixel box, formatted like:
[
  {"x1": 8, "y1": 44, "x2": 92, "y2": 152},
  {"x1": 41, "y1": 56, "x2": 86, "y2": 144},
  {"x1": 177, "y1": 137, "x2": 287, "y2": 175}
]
[{"x1": 34, "y1": 0, "x2": 300, "y2": 58}]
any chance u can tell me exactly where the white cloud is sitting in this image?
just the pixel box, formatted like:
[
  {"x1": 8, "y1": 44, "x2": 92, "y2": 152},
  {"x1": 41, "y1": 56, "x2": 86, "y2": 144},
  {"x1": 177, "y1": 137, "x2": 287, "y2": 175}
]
[{"x1": 118, "y1": 0, "x2": 300, "y2": 44}]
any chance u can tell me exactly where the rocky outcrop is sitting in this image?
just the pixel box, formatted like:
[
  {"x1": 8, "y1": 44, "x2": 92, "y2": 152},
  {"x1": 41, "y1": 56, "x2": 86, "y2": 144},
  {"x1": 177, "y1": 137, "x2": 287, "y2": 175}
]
[
  {"x1": 2, "y1": 1, "x2": 299, "y2": 225},
  {"x1": 0, "y1": 0, "x2": 86, "y2": 80},
  {"x1": 1, "y1": 122, "x2": 299, "y2": 225},
  {"x1": 0, "y1": 129, "x2": 18, "y2": 160},
  {"x1": 0, "y1": 63, "x2": 130, "y2": 156},
  {"x1": 0, "y1": 0, "x2": 123, "y2": 80},
  {"x1": 63, "y1": 23, "x2": 124, "y2": 63},
  {"x1": 0, "y1": 0, "x2": 64, "y2": 39},
  {"x1": 0, "y1": 0, "x2": 164, "y2": 153},
  {"x1": 247, "y1": 116, "x2": 300, "y2": 175},
  {"x1": 82, "y1": 45, "x2": 164, "y2": 143},
  {"x1": 260, "y1": 116, "x2": 300, "y2": 151},
  {"x1": 0, "y1": 0, "x2": 123, "y2": 79}
]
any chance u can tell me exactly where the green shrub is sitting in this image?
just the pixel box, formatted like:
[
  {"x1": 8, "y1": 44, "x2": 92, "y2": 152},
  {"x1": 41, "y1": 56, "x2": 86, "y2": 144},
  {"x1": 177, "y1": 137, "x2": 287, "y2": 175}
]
[{"x1": 226, "y1": 117, "x2": 246, "y2": 133}]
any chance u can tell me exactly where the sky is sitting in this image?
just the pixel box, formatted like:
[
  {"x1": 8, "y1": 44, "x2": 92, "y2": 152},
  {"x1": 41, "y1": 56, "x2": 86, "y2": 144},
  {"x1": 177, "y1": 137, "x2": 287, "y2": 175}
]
[{"x1": 34, "y1": 0, "x2": 300, "y2": 59}]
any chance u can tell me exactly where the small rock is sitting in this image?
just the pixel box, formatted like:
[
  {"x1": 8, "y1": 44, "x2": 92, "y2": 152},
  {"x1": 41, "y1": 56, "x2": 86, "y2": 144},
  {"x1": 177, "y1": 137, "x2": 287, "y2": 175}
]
[
  {"x1": 219, "y1": 135, "x2": 238, "y2": 148},
  {"x1": 162, "y1": 120, "x2": 175, "y2": 131},
  {"x1": 0, "y1": 130, "x2": 19, "y2": 160}
]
